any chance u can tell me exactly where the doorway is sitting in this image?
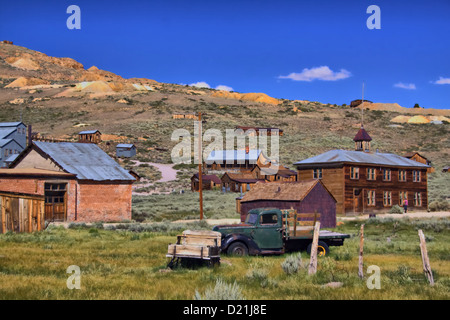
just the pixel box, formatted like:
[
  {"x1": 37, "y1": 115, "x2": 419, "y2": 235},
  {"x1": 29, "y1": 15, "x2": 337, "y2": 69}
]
[{"x1": 44, "y1": 183, "x2": 67, "y2": 221}]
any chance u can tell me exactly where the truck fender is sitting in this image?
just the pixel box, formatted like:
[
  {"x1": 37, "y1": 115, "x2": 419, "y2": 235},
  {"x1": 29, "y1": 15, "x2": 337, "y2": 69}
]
[{"x1": 222, "y1": 234, "x2": 261, "y2": 255}]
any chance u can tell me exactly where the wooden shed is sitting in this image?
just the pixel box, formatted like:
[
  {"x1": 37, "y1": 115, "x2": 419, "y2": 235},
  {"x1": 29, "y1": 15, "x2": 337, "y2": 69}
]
[
  {"x1": 221, "y1": 172, "x2": 265, "y2": 193},
  {"x1": 78, "y1": 130, "x2": 102, "y2": 144},
  {"x1": 191, "y1": 173, "x2": 221, "y2": 191},
  {"x1": 238, "y1": 180, "x2": 337, "y2": 228},
  {"x1": 116, "y1": 144, "x2": 137, "y2": 158}
]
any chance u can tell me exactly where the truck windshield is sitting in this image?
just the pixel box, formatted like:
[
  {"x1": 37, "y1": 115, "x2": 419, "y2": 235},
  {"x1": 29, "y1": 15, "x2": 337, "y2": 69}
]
[{"x1": 245, "y1": 213, "x2": 259, "y2": 225}]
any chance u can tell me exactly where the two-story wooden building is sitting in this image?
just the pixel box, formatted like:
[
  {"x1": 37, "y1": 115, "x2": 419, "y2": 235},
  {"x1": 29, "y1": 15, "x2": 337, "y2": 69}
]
[
  {"x1": 204, "y1": 149, "x2": 270, "y2": 173},
  {"x1": 294, "y1": 126, "x2": 430, "y2": 215}
]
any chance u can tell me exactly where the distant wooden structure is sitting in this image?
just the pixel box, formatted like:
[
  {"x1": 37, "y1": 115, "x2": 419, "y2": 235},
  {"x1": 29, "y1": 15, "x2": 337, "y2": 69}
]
[
  {"x1": 404, "y1": 152, "x2": 434, "y2": 173},
  {"x1": 251, "y1": 165, "x2": 297, "y2": 182},
  {"x1": 172, "y1": 113, "x2": 197, "y2": 120},
  {"x1": 443, "y1": 166, "x2": 449, "y2": 173},
  {"x1": 350, "y1": 99, "x2": 373, "y2": 108},
  {"x1": 78, "y1": 130, "x2": 102, "y2": 144},
  {"x1": 236, "y1": 126, "x2": 284, "y2": 136},
  {"x1": 191, "y1": 173, "x2": 221, "y2": 191},
  {"x1": 0, "y1": 191, "x2": 45, "y2": 233},
  {"x1": 116, "y1": 144, "x2": 136, "y2": 158},
  {"x1": 1, "y1": 40, "x2": 13, "y2": 45},
  {"x1": 221, "y1": 172, "x2": 265, "y2": 193}
]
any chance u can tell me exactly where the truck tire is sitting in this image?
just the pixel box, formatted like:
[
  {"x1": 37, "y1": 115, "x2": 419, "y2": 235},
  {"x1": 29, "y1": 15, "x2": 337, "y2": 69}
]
[
  {"x1": 307, "y1": 241, "x2": 329, "y2": 257},
  {"x1": 227, "y1": 241, "x2": 249, "y2": 256}
]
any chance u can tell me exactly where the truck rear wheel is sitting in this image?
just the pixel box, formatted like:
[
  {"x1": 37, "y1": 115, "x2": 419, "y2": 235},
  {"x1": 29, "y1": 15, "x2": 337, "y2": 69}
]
[
  {"x1": 307, "y1": 241, "x2": 329, "y2": 257},
  {"x1": 227, "y1": 242, "x2": 248, "y2": 256}
]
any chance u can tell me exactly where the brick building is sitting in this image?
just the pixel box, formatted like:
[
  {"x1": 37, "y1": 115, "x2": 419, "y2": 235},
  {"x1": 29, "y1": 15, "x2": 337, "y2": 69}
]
[{"x1": 4, "y1": 141, "x2": 136, "y2": 222}]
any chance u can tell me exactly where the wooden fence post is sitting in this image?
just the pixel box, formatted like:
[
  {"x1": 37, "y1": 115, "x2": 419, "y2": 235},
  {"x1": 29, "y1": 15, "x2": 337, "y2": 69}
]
[
  {"x1": 308, "y1": 221, "x2": 321, "y2": 275},
  {"x1": 418, "y1": 229, "x2": 434, "y2": 286},
  {"x1": 358, "y1": 224, "x2": 364, "y2": 279}
]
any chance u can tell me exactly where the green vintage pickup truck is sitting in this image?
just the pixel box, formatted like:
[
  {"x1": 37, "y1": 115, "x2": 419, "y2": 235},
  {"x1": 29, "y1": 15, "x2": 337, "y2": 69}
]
[{"x1": 212, "y1": 208, "x2": 350, "y2": 256}]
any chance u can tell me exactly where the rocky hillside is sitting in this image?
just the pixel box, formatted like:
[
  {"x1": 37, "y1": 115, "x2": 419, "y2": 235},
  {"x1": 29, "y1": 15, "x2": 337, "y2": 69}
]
[{"x1": 0, "y1": 43, "x2": 449, "y2": 204}]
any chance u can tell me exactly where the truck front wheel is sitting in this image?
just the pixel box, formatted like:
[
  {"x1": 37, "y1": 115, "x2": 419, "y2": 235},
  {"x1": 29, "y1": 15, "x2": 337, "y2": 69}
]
[
  {"x1": 307, "y1": 241, "x2": 330, "y2": 257},
  {"x1": 227, "y1": 242, "x2": 249, "y2": 256}
]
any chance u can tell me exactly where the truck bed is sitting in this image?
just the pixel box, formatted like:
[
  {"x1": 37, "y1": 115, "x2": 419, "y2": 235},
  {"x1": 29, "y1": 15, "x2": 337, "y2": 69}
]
[{"x1": 287, "y1": 229, "x2": 350, "y2": 240}]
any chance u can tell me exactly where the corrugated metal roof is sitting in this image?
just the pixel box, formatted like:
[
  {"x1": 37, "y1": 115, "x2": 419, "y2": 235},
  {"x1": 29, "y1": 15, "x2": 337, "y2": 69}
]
[
  {"x1": 206, "y1": 149, "x2": 262, "y2": 162},
  {"x1": 294, "y1": 149, "x2": 430, "y2": 168},
  {"x1": 116, "y1": 144, "x2": 135, "y2": 148},
  {"x1": 0, "y1": 128, "x2": 16, "y2": 140},
  {"x1": 33, "y1": 141, "x2": 135, "y2": 181},
  {"x1": 4, "y1": 154, "x2": 19, "y2": 163},
  {"x1": 0, "y1": 122, "x2": 23, "y2": 127},
  {"x1": 0, "y1": 138, "x2": 14, "y2": 148},
  {"x1": 79, "y1": 130, "x2": 100, "y2": 134}
]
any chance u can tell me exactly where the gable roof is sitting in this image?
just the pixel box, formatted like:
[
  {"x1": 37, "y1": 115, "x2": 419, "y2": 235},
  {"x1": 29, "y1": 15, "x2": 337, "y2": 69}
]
[
  {"x1": 17, "y1": 141, "x2": 135, "y2": 182},
  {"x1": 241, "y1": 180, "x2": 335, "y2": 203},
  {"x1": 0, "y1": 122, "x2": 24, "y2": 128},
  {"x1": 0, "y1": 138, "x2": 18, "y2": 148},
  {"x1": 294, "y1": 149, "x2": 431, "y2": 169},
  {"x1": 0, "y1": 128, "x2": 16, "y2": 140},
  {"x1": 222, "y1": 172, "x2": 265, "y2": 183},
  {"x1": 191, "y1": 173, "x2": 221, "y2": 184},
  {"x1": 79, "y1": 130, "x2": 101, "y2": 135},
  {"x1": 206, "y1": 149, "x2": 262, "y2": 163},
  {"x1": 353, "y1": 126, "x2": 372, "y2": 141},
  {"x1": 116, "y1": 144, "x2": 135, "y2": 148}
]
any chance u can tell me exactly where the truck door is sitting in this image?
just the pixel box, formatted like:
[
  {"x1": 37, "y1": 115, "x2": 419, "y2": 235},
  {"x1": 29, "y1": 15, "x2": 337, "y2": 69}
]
[{"x1": 252, "y1": 212, "x2": 283, "y2": 250}]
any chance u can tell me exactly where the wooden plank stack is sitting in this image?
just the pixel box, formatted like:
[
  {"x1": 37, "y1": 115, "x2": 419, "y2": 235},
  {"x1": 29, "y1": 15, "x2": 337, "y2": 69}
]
[{"x1": 167, "y1": 230, "x2": 221, "y2": 260}]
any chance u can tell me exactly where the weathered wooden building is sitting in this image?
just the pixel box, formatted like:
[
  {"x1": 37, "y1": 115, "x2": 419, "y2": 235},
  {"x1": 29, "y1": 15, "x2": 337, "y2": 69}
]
[
  {"x1": 221, "y1": 172, "x2": 265, "y2": 193},
  {"x1": 191, "y1": 173, "x2": 221, "y2": 191},
  {"x1": 0, "y1": 121, "x2": 27, "y2": 168},
  {"x1": 237, "y1": 180, "x2": 337, "y2": 228},
  {"x1": 5, "y1": 141, "x2": 136, "y2": 223},
  {"x1": 251, "y1": 165, "x2": 297, "y2": 182},
  {"x1": 205, "y1": 149, "x2": 270, "y2": 173},
  {"x1": 235, "y1": 126, "x2": 284, "y2": 136},
  {"x1": 404, "y1": 152, "x2": 434, "y2": 173},
  {"x1": 294, "y1": 126, "x2": 430, "y2": 215},
  {"x1": 116, "y1": 144, "x2": 137, "y2": 158},
  {"x1": 78, "y1": 130, "x2": 102, "y2": 144}
]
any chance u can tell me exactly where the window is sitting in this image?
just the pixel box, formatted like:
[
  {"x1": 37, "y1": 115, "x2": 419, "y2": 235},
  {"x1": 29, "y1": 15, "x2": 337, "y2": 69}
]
[
  {"x1": 399, "y1": 170, "x2": 407, "y2": 182},
  {"x1": 367, "y1": 190, "x2": 376, "y2": 206},
  {"x1": 367, "y1": 168, "x2": 376, "y2": 181},
  {"x1": 350, "y1": 167, "x2": 359, "y2": 179},
  {"x1": 383, "y1": 191, "x2": 392, "y2": 206},
  {"x1": 313, "y1": 168, "x2": 322, "y2": 179},
  {"x1": 383, "y1": 169, "x2": 391, "y2": 181},
  {"x1": 399, "y1": 191, "x2": 408, "y2": 205},
  {"x1": 260, "y1": 213, "x2": 278, "y2": 225},
  {"x1": 413, "y1": 170, "x2": 421, "y2": 182},
  {"x1": 414, "y1": 192, "x2": 422, "y2": 206}
]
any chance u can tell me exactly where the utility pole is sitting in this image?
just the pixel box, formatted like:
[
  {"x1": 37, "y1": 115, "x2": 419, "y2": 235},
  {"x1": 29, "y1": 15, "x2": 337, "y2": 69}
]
[{"x1": 198, "y1": 112, "x2": 204, "y2": 220}]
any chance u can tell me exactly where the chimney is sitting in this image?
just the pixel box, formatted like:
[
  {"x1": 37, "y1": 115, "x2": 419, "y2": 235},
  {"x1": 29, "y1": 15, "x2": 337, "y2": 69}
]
[{"x1": 27, "y1": 124, "x2": 32, "y2": 146}]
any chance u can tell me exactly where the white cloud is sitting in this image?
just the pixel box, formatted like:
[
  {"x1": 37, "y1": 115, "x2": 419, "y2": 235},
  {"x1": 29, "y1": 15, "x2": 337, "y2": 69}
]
[
  {"x1": 189, "y1": 81, "x2": 211, "y2": 88},
  {"x1": 215, "y1": 85, "x2": 233, "y2": 91},
  {"x1": 433, "y1": 77, "x2": 450, "y2": 85},
  {"x1": 394, "y1": 82, "x2": 416, "y2": 90},
  {"x1": 278, "y1": 66, "x2": 352, "y2": 82}
]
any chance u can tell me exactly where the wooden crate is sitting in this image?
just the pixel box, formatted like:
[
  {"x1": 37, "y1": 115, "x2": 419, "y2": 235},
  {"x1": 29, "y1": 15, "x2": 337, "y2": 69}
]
[{"x1": 167, "y1": 230, "x2": 222, "y2": 260}]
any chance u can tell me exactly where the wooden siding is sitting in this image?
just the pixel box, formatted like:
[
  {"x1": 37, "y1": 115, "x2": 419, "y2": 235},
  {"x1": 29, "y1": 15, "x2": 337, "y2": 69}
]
[
  {"x1": 0, "y1": 191, "x2": 45, "y2": 233},
  {"x1": 343, "y1": 165, "x2": 428, "y2": 214},
  {"x1": 239, "y1": 182, "x2": 336, "y2": 228},
  {"x1": 298, "y1": 167, "x2": 345, "y2": 215}
]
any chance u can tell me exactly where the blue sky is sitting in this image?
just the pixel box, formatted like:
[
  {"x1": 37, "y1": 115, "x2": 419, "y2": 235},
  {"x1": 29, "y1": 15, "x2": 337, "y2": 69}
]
[{"x1": 1, "y1": 0, "x2": 449, "y2": 109}]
